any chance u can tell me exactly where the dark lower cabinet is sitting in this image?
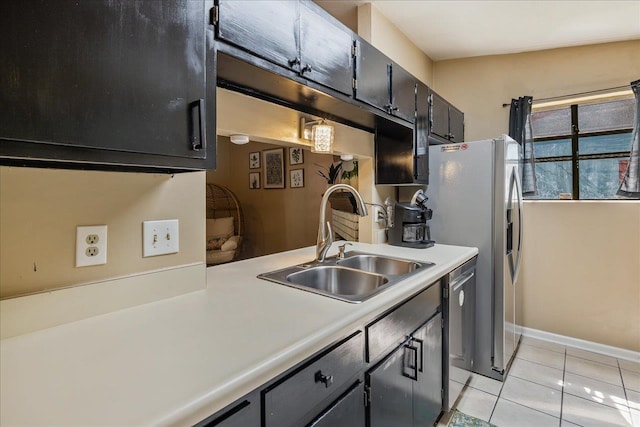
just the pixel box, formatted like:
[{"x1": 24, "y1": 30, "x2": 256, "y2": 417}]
[
  {"x1": 196, "y1": 279, "x2": 448, "y2": 427},
  {"x1": 412, "y1": 316, "x2": 443, "y2": 426},
  {"x1": 0, "y1": 0, "x2": 215, "y2": 171},
  {"x1": 194, "y1": 394, "x2": 260, "y2": 427},
  {"x1": 308, "y1": 381, "x2": 365, "y2": 427},
  {"x1": 263, "y1": 332, "x2": 364, "y2": 427},
  {"x1": 368, "y1": 341, "x2": 414, "y2": 427},
  {"x1": 367, "y1": 314, "x2": 443, "y2": 427}
]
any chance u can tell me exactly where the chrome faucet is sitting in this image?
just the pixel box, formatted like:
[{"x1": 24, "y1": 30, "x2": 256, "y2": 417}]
[{"x1": 316, "y1": 184, "x2": 368, "y2": 262}]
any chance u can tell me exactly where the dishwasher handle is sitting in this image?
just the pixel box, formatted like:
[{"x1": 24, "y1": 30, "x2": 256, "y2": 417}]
[{"x1": 450, "y1": 270, "x2": 475, "y2": 293}]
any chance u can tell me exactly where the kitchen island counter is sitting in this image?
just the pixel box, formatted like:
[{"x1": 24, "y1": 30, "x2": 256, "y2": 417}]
[{"x1": 0, "y1": 242, "x2": 477, "y2": 426}]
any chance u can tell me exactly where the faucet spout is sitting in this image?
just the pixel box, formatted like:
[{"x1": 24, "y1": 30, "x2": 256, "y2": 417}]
[{"x1": 316, "y1": 184, "x2": 368, "y2": 262}]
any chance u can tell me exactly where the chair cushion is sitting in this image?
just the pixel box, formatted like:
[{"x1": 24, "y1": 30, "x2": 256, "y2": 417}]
[
  {"x1": 206, "y1": 236, "x2": 228, "y2": 251},
  {"x1": 206, "y1": 217, "x2": 234, "y2": 239},
  {"x1": 220, "y1": 236, "x2": 238, "y2": 252}
]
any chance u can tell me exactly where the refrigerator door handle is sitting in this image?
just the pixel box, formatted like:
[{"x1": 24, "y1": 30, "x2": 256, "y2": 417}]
[{"x1": 512, "y1": 169, "x2": 524, "y2": 282}]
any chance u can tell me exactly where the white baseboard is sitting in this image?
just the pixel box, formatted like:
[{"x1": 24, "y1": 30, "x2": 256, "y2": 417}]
[
  {"x1": 520, "y1": 326, "x2": 640, "y2": 363},
  {"x1": 0, "y1": 263, "x2": 206, "y2": 339}
]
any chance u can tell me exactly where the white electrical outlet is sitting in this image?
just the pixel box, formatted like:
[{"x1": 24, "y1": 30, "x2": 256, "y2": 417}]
[
  {"x1": 76, "y1": 225, "x2": 107, "y2": 267},
  {"x1": 143, "y1": 219, "x2": 179, "y2": 257}
]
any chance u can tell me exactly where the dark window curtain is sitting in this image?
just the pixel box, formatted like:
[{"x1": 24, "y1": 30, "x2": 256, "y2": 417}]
[
  {"x1": 617, "y1": 79, "x2": 640, "y2": 198},
  {"x1": 509, "y1": 96, "x2": 536, "y2": 195}
]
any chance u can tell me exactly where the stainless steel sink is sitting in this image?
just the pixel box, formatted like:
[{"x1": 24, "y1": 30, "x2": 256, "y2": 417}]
[
  {"x1": 336, "y1": 254, "x2": 422, "y2": 276},
  {"x1": 286, "y1": 266, "x2": 388, "y2": 295},
  {"x1": 258, "y1": 251, "x2": 435, "y2": 303}
]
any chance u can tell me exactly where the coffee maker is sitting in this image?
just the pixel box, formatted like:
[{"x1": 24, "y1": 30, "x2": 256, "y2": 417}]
[{"x1": 388, "y1": 190, "x2": 435, "y2": 248}]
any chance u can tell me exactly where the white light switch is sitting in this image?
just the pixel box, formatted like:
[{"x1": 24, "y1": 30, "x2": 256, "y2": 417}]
[{"x1": 143, "y1": 220, "x2": 179, "y2": 257}]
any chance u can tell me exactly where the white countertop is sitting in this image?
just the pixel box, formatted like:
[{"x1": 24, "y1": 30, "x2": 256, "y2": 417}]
[{"x1": 0, "y1": 243, "x2": 477, "y2": 426}]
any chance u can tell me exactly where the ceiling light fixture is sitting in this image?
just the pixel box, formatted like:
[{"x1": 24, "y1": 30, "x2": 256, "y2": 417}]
[
  {"x1": 229, "y1": 134, "x2": 250, "y2": 145},
  {"x1": 300, "y1": 118, "x2": 334, "y2": 154}
]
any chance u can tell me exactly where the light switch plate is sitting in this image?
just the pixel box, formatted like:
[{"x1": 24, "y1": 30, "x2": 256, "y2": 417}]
[
  {"x1": 143, "y1": 219, "x2": 179, "y2": 257},
  {"x1": 76, "y1": 225, "x2": 107, "y2": 267}
]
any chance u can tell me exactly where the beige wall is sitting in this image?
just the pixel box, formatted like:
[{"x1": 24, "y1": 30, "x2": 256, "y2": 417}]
[
  {"x1": 432, "y1": 40, "x2": 640, "y2": 351},
  {"x1": 0, "y1": 167, "x2": 205, "y2": 298},
  {"x1": 432, "y1": 40, "x2": 640, "y2": 141},
  {"x1": 521, "y1": 202, "x2": 640, "y2": 351},
  {"x1": 357, "y1": 3, "x2": 434, "y2": 86},
  {"x1": 315, "y1": 2, "x2": 434, "y2": 86},
  {"x1": 207, "y1": 137, "x2": 334, "y2": 259}
]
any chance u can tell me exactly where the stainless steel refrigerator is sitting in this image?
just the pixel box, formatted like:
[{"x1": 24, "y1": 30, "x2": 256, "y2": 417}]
[{"x1": 426, "y1": 135, "x2": 524, "y2": 381}]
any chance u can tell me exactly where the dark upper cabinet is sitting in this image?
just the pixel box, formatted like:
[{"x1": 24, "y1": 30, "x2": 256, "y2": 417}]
[
  {"x1": 355, "y1": 38, "x2": 416, "y2": 123},
  {"x1": 428, "y1": 89, "x2": 464, "y2": 144},
  {"x1": 449, "y1": 107, "x2": 465, "y2": 143},
  {"x1": 414, "y1": 82, "x2": 429, "y2": 184},
  {"x1": 390, "y1": 64, "x2": 417, "y2": 123},
  {"x1": 216, "y1": 0, "x2": 353, "y2": 96},
  {"x1": 299, "y1": 1, "x2": 353, "y2": 96},
  {"x1": 0, "y1": 0, "x2": 215, "y2": 171},
  {"x1": 354, "y1": 39, "x2": 391, "y2": 112},
  {"x1": 215, "y1": 1, "x2": 299, "y2": 71},
  {"x1": 375, "y1": 83, "x2": 426, "y2": 186}
]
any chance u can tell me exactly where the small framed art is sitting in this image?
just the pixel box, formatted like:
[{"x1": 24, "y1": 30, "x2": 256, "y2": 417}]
[
  {"x1": 249, "y1": 172, "x2": 260, "y2": 189},
  {"x1": 263, "y1": 148, "x2": 285, "y2": 189},
  {"x1": 249, "y1": 152, "x2": 260, "y2": 169},
  {"x1": 290, "y1": 169, "x2": 304, "y2": 188},
  {"x1": 289, "y1": 147, "x2": 304, "y2": 165}
]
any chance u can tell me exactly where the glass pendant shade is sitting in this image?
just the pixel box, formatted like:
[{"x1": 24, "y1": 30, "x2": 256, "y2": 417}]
[{"x1": 311, "y1": 122, "x2": 334, "y2": 153}]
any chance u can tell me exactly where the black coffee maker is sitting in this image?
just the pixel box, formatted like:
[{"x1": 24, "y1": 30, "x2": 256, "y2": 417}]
[{"x1": 388, "y1": 190, "x2": 435, "y2": 248}]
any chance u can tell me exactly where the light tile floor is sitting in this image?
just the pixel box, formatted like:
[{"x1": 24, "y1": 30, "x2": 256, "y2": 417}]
[{"x1": 439, "y1": 336, "x2": 640, "y2": 427}]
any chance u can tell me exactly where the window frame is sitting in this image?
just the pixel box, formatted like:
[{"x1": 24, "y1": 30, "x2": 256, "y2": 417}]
[{"x1": 530, "y1": 102, "x2": 634, "y2": 200}]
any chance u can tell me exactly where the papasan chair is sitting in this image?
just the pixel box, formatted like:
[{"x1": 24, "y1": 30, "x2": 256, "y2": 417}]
[{"x1": 205, "y1": 184, "x2": 243, "y2": 265}]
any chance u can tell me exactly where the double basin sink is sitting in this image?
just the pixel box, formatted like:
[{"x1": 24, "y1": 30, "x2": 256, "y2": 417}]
[{"x1": 258, "y1": 251, "x2": 434, "y2": 303}]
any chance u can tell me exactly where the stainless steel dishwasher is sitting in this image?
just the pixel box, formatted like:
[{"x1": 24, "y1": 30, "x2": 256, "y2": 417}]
[{"x1": 444, "y1": 256, "x2": 477, "y2": 411}]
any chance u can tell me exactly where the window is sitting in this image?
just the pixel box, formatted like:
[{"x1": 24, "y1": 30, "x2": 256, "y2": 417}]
[{"x1": 528, "y1": 97, "x2": 635, "y2": 199}]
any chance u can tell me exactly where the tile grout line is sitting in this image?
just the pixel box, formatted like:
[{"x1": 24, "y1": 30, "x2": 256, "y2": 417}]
[
  {"x1": 618, "y1": 357, "x2": 631, "y2": 414},
  {"x1": 487, "y1": 372, "x2": 504, "y2": 424},
  {"x1": 559, "y1": 347, "x2": 566, "y2": 426}
]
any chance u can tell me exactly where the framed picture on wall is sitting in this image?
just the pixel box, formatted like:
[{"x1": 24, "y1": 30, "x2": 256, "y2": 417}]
[
  {"x1": 249, "y1": 172, "x2": 260, "y2": 189},
  {"x1": 263, "y1": 148, "x2": 285, "y2": 189},
  {"x1": 290, "y1": 169, "x2": 304, "y2": 188},
  {"x1": 289, "y1": 147, "x2": 304, "y2": 165},
  {"x1": 249, "y1": 152, "x2": 260, "y2": 169}
]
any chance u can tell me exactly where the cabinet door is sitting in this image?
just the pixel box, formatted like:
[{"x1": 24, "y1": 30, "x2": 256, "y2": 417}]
[
  {"x1": 354, "y1": 39, "x2": 391, "y2": 113},
  {"x1": 429, "y1": 90, "x2": 450, "y2": 141},
  {"x1": 367, "y1": 341, "x2": 414, "y2": 427},
  {"x1": 216, "y1": 0, "x2": 299, "y2": 71},
  {"x1": 299, "y1": 2, "x2": 353, "y2": 96},
  {"x1": 414, "y1": 82, "x2": 430, "y2": 184},
  {"x1": 308, "y1": 381, "x2": 365, "y2": 427},
  {"x1": 449, "y1": 106, "x2": 465, "y2": 143},
  {"x1": 0, "y1": 0, "x2": 207, "y2": 160},
  {"x1": 195, "y1": 398, "x2": 259, "y2": 427},
  {"x1": 412, "y1": 315, "x2": 443, "y2": 427},
  {"x1": 390, "y1": 64, "x2": 416, "y2": 123}
]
